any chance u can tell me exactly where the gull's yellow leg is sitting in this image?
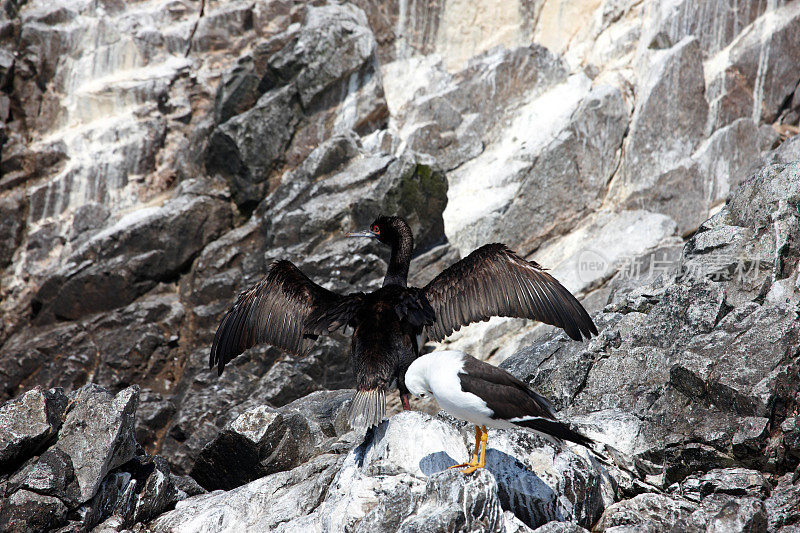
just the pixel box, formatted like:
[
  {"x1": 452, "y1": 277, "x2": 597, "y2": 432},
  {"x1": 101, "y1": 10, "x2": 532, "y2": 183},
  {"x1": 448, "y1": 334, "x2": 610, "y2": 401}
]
[
  {"x1": 461, "y1": 426, "x2": 488, "y2": 474},
  {"x1": 449, "y1": 425, "x2": 482, "y2": 469}
]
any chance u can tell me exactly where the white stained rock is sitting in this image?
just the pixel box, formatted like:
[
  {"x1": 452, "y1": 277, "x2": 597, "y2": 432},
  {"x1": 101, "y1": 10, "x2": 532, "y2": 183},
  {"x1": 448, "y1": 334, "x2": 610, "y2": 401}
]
[
  {"x1": 150, "y1": 410, "x2": 611, "y2": 532},
  {"x1": 443, "y1": 73, "x2": 592, "y2": 257},
  {"x1": 360, "y1": 410, "x2": 469, "y2": 477},
  {"x1": 0, "y1": 387, "x2": 67, "y2": 469},
  {"x1": 150, "y1": 454, "x2": 345, "y2": 533},
  {"x1": 534, "y1": 209, "x2": 680, "y2": 296}
]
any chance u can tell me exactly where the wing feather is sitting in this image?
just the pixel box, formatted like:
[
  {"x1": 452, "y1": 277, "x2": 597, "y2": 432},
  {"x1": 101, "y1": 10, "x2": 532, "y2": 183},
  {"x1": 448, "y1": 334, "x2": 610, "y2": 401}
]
[
  {"x1": 423, "y1": 244, "x2": 597, "y2": 342},
  {"x1": 209, "y1": 260, "x2": 358, "y2": 375}
]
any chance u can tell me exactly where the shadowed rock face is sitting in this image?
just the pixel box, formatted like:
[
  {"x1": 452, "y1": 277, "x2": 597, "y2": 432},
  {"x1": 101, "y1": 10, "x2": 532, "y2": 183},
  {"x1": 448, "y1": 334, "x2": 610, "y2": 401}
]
[{"x1": 1, "y1": 0, "x2": 800, "y2": 531}]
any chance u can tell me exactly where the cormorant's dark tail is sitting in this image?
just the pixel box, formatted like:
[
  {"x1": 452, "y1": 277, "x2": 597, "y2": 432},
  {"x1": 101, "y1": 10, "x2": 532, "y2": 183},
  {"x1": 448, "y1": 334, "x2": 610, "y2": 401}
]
[
  {"x1": 514, "y1": 418, "x2": 594, "y2": 447},
  {"x1": 348, "y1": 389, "x2": 386, "y2": 428}
]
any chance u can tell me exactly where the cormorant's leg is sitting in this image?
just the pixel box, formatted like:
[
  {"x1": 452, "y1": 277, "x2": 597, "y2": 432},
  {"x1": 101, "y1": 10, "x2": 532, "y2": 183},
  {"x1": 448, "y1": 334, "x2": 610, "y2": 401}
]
[
  {"x1": 461, "y1": 426, "x2": 488, "y2": 474},
  {"x1": 401, "y1": 393, "x2": 411, "y2": 410},
  {"x1": 449, "y1": 425, "x2": 482, "y2": 469}
]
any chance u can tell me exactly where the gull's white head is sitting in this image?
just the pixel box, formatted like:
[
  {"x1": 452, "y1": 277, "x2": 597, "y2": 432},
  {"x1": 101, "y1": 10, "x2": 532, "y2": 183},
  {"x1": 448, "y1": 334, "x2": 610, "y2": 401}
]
[
  {"x1": 405, "y1": 356, "x2": 433, "y2": 400},
  {"x1": 406, "y1": 350, "x2": 468, "y2": 401}
]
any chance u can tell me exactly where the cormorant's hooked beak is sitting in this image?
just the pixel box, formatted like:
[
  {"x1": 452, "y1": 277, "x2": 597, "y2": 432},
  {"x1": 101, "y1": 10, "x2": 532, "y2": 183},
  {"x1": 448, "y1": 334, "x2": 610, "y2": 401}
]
[{"x1": 346, "y1": 230, "x2": 379, "y2": 239}]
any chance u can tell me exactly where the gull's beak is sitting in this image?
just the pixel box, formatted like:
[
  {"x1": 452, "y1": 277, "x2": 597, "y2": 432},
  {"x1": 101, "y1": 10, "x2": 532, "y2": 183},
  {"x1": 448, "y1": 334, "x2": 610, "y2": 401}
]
[{"x1": 346, "y1": 230, "x2": 378, "y2": 239}]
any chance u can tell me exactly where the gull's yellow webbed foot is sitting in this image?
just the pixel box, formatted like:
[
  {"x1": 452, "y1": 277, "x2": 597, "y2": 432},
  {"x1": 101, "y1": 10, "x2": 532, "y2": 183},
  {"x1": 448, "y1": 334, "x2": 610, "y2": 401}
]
[
  {"x1": 449, "y1": 425, "x2": 483, "y2": 469},
  {"x1": 460, "y1": 426, "x2": 488, "y2": 474}
]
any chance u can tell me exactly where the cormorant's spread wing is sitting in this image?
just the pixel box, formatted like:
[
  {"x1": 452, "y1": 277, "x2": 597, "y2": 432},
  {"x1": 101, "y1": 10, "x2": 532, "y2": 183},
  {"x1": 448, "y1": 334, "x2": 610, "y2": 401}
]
[
  {"x1": 210, "y1": 260, "x2": 357, "y2": 375},
  {"x1": 422, "y1": 244, "x2": 597, "y2": 342}
]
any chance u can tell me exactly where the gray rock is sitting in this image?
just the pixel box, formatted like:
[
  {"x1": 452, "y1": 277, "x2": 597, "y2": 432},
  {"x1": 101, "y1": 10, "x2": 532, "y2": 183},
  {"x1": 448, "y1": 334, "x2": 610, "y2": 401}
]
[
  {"x1": 613, "y1": 36, "x2": 708, "y2": 234},
  {"x1": 351, "y1": 481, "x2": 425, "y2": 533},
  {"x1": 531, "y1": 521, "x2": 589, "y2": 533},
  {"x1": 0, "y1": 293, "x2": 184, "y2": 406},
  {"x1": 448, "y1": 44, "x2": 569, "y2": 129},
  {"x1": 189, "y1": 390, "x2": 355, "y2": 490},
  {"x1": 764, "y1": 134, "x2": 800, "y2": 165},
  {"x1": 191, "y1": 406, "x2": 312, "y2": 490},
  {"x1": 207, "y1": 3, "x2": 386, "y2": 207},
  {"x1": 7, "y1": 448, "x2": 79, "y2": 504},
  {"x1": 764, "y1": 473, "x2": 800, "y2": 531},
  {"x1": 705, "y1": 1, "x2": 800, "y2": 130},
  {"x1": 129, "y1": 456, "x2": 180, "y2": 524},
  {"x1": 676, "y1": 468, "x2": 770, "y2": 502},
  {"x1": 483, "y1": 428, "x2": 611, "y2": 528},
  {"x1": 54, "y1": 384, "x2": 139, "y2": 503},
  {"x1": 170, "y1": 473, "x2": 207, "y2": 498},
  {"x1": 82, "y1": 471, "x2": 137, "y2": 531},
  {"x1": 691, "y1": 118, "x2": 766, "y2": 209},
  {"x1": 445, "y1": 78, "x2": 628, "y2": 256},
  {"x1": 32, "y1": 194, "x2": 231, "y2": 323},
  {"x1": 207, "y1": 86, "x2": 302, "y2": 207},
  {"x1": 398, "y1": 469, "x2": 505, "y2": 532},
  {"x1": 289, "y1": 4, "x2": 377, "y2": 108},
  {"x1": 639, "y1": 0, "x2": 770, "y2": 57},
  {"x1": 0, "y1": 386, "x2": 67, "y2": 471},
  {"x1": 396, "y1": 45, "x2": 569, "y2": 173},
  {"x1": 82, "y1": 455, "x2": 180, "y2": 530},
  {"x1": 150, "y1": 454, "x2": 345, "y2": 532},
  {"x1": 70, "y1": 202, "x2": 110, "y2": 238},
  {"x1": 703, "y1": 495, "x2": 768, "y2": 533},
  {"x1": 781, "y1": 417, "x2": 800, "y2": 461},
  {"x1": 0, "y1": 488, "x2": 68, "y2": 533},
  {"x1": 595, "y1": 493, "x2": 698, "y2": 531},
  {"x1": 0, "y1": 190, "x2": 25, "y2": 268},
  {"x1": 135, "y1": 390, "x2": 178, "y2": 452}
]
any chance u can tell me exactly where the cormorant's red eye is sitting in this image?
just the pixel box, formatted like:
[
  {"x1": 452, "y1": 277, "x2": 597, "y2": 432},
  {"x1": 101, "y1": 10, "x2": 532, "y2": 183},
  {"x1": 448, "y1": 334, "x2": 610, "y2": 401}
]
[{"x1": 372, "y1": 225, "x2": 380, "y2": 234}]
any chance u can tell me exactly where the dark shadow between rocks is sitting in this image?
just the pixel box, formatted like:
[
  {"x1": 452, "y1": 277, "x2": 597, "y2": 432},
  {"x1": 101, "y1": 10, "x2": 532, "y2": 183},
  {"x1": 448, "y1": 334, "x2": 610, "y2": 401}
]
[
  {"x1": 353, "y1": 425, "x2": 377, "y2": 468},
  {"x1": 419, "y1": 451, "x2": 459, "y2": 475},
  {"x1": 418, "y1": 446, "x2": 564, "y2": 528},
  {"x1": 485, "y1": 448, "x2": 563, "y2": 528}
]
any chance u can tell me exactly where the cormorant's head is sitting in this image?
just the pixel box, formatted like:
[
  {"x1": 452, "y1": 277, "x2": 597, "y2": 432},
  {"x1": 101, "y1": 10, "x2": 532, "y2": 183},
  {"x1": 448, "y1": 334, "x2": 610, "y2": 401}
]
[{"x1": 346, "y1": 215, "x2": 412, "y2": 248}]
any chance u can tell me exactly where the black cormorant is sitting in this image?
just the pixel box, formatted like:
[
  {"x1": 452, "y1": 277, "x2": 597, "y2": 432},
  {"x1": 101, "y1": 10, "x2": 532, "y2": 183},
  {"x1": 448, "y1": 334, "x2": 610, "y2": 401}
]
[{"x1": 209, "y1": 216, "x2": 597, "y2": 427}]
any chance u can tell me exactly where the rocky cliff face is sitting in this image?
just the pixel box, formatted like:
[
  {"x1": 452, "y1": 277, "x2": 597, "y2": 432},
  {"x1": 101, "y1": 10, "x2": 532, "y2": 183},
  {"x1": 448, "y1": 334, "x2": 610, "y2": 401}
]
[{"x1": 1, "y1": 0, "x2": 799, "y2": 531}]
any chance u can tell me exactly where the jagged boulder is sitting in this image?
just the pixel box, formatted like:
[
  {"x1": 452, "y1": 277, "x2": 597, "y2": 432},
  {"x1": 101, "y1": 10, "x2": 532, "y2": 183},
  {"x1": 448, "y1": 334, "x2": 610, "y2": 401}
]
[
  {"x1": 0, "y1": 383, "x2": 184, "y2": 532},
  {"x1": 190, "y1": 390, "x2": 355, "y2": 491},
  {"x1": 54, "y1": 385, "x2": 140, "y2": 503},
  {"x1": 152, "y1": 411, "x2": 611, "y2": 531},
  {"x1": 0, "y1": 489, "x2": 69, "y2": 533},
  {"x1": 0, "y1": 387, "x2": 67, "y2": 472},
  {"x1": 31, "y1": 193, "x2": 232, "y2": 324}
]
